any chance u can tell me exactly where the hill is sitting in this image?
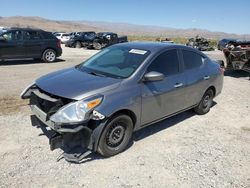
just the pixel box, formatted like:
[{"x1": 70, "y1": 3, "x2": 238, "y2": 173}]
[{"x1": 0, "y1": 16, "x2": 249, "y2": 40}]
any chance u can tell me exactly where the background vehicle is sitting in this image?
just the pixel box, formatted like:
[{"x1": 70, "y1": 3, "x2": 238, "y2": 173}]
[
  {"x1": 0, "y1": 27, "x2": 8, "y2": 33},
  {"x1": 53, "y1": 32, "x2": 70, "y2": 43},
  {"x1": 21, "y1": 42, "x2": 223, "y2": 162},
  {"x1": 186, "y1": 35, "x2": 214, "y2": 51},
  {"x1": 65, "y1": 31, "x2": 96, "y2": 48},
  {"x1": 68, "y1": 32, "x2": 82, "y2": 38},
  {"x1": 91, "y1": 32, "x2": 128, "y2": 50},
  {"x1": 218, "y1": 38, "x2": 237, "y2": 50},
  {"x1": 223, "y1": 41, "x2": 250, "y2": 72},
  {"x1": 0, "y1": 28, "x2": 62, "y2": 62}
]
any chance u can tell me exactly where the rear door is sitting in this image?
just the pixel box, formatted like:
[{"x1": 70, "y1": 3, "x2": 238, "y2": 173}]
[
  {"x1": 0, "y1": 30, "x2": 25, "y2": 58},
  {"x1": 23, "y1": 30, "x2": 43, "y2": 58},
  {"x1": 181, "y1": 49, "x2": 209, "y2": 107},
  {"x1": 141, "y1": 49, "x2": 187, "y2": 125}
]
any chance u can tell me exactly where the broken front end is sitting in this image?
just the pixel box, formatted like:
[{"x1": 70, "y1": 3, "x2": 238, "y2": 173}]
[{"x1": 21, "y1": 84, "x2": 107, "y2": 163}]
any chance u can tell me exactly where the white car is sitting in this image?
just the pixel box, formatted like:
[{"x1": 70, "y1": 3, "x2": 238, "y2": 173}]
[{"x1": 54, "y1": 32, "x2": 70, "y2": 43}]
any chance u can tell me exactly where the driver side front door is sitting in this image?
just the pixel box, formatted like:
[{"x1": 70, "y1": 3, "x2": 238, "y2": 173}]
[{"x1": 141, "y1": 49, "x2": 187, "y2": 126}]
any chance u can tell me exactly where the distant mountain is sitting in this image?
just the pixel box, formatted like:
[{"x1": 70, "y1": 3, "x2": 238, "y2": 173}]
[
  {"x1": 0, "y1": 16, "x2": 249, "y2": 40},
  {"x1": 0, "y1": 16, "x2": 100, "y2": 33}
]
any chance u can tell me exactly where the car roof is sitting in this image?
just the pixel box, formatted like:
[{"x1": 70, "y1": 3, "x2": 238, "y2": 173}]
[
  {"x1": 220, "y1": 38, "x2": 237, "y2": 41},
  {"x1": 98, "y1": 32, "x2": 115, "y2": 35},
  {"x1": 114, "y1": 42, "x2": 194, "y2": 53}
]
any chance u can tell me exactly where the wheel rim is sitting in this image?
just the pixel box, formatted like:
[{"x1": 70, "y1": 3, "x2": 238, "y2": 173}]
[
  {"x1": 45, "y1": 51, "x2": 56, "y2": 62},
  {"x1": 94, "y1": 43, "x2": 101, "y2": 49},
  {"x1": 106, "y1": 122, "x2": 126, "y2": 148},
  {"x1": 203, "y1": 94, "x2": 212, "y2": 108}
]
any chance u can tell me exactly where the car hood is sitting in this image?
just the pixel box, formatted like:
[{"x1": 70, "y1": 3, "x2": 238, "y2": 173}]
[{"x1": 36, "y1": 67, "x2": 121, "y2": 100}]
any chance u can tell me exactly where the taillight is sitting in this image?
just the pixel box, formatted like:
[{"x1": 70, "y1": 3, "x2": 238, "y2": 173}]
[
  {"x1": 57, "y1": 40, "x2": 61, "y2": 48},
  {"x1": 219, "y1": 67, "x2": 225, "y2": 74}
]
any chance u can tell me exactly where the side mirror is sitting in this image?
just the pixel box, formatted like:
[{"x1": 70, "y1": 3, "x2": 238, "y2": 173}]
[
  {"x1": 143, "y1": 71, "x2": 164, "y2": 82},
  {"x1": 0, "y1": 36, "x2": 6, "y2": 42}
]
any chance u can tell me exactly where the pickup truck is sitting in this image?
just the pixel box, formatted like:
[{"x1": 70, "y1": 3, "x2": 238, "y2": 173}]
[
  {"x1": 91, "y1": 32, "x2": 128, "y2": 50},
  {"x1": 65, "y1": 32, "x2": 96, "y2": 48}
]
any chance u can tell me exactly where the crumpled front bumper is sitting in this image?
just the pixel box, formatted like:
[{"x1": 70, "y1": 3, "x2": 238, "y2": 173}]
[
  {"x1": 22, "y1": 85, "x2": 106, "y2": 162},
  {"x1": 30, "y1": 104, "x2": 88, "y2": 133},
  {"x1": 30, "y1": 103, "x2": 93, "y2": 147}
]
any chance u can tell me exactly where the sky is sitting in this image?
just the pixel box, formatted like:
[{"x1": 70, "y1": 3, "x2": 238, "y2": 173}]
[{"x1": 1, "y1": 0, "x2": 250, "y2": 34}]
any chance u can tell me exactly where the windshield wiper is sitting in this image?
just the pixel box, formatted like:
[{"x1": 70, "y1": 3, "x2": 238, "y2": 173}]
[{"x1": 88, "y1": 71, "x2": 107, "y2": 77}]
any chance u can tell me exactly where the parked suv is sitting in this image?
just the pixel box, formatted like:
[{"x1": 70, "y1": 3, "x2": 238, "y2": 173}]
[
  {"x1": 21, "y1": 42, "x2": 223, "y2": 162},
  {"x1": 54, "y1": 32, "x2": 70, "y2": 44},
  {"x1": 0, "y1": 28, "x2": 62, "y2": 62}
]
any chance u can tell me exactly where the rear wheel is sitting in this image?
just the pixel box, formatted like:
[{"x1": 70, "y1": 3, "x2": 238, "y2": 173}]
[
  {"x1": 42, "y1": 49, "x2": 56, "y2": 63},
  {"x1": 194, "y1": 89, "x2": 214, "y2": 115},
  {"x1": 97, "y1": 114, "x2": 133, "y2": 157}
]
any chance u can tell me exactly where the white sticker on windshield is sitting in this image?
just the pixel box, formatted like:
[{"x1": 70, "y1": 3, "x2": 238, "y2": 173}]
[{"x1": 129, "y1": 49, "x2": 147, "y2": 55}]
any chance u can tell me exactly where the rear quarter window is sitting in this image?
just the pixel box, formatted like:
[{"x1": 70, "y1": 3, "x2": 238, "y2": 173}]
[{"x1": 182, "y1": 50, "x2": 204, "y2": 70}]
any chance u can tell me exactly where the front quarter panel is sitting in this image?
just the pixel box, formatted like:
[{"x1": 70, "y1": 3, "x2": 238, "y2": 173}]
[{"x1": 94, "y1": 82, "x2": 141, "y2": 130}]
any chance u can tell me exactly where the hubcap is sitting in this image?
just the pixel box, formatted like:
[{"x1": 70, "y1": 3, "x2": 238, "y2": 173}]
[
  {"x1": 203, "y1": 95, "x2": 210, "y2": 108},
  {"x1": 106, "y1": 123, "x2": 125, "y2": 148},
  {"x1": 45, "y1": 51, "x2": 55, "y2": 62}
]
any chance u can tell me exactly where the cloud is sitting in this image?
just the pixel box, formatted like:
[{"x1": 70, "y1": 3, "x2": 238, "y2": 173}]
[{"x1": 191, "y1": 19, "x2": 197, "y2": 23}]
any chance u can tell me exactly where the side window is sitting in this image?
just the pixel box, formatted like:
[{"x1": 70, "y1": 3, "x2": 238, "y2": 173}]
[
  {"x1": 182, "y1": 50, "x2": 203, "y2": 70},
  {"x1": 2, "y1": 30, "x2": 22, "y2": 41},
  {"x1": 147, "y1": 49, "x2": 179, "y2": 76},
  {"x1": 23, "y1": 31, "x2": 41, "y2": 40},
  {"x1": 89, "y1": 33, "x2": 95, "y2": 38}
]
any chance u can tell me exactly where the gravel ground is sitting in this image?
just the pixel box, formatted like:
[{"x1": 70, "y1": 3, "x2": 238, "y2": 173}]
[{"x1": 0, "y1": 46, "x2": 250, "y2": 188}]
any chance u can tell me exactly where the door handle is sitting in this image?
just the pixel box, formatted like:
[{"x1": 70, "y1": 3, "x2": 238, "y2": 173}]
[
  {"x1": 204, "y1": 76, "x2": 210, "y2": 80},
  {"x1": 174, "y1": 83, "x2": 183, "y2": 88},
  {"x1": 152, "y1": 90, "x2": 163, "y2": 95}
]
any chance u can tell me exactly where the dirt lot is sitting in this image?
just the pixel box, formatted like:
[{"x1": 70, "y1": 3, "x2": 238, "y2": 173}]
[{"x1": 0, "y1": 46, "x2": 250, "y2": 188}]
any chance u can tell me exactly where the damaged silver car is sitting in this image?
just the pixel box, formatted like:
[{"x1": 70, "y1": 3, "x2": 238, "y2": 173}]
[{"x1": 21, "y1": 42, "x2": 224, "y2": 162}]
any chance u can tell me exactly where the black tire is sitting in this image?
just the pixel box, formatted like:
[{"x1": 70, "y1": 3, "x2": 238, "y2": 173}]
[
  {"x1": 93, "y1": 42, "x2": 102, "y2": 50},
  {"x1": 97, "y1": 114, "x2": 133, "y2": 157},
  {"x1": 194, "y1": 89, "x2": 214, "y2": 115},
  {"x1": 42, "y1": 49, "x2": 56, "y2": 63},
  {"x1": 75, "y1": 41, "x2": 82, "y2": 48}
]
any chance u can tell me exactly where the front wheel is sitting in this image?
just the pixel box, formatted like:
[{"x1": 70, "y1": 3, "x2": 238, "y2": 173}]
[
  {"x1": 42, "y1": 49, "x2": 56, "y2": 63},
  {"x1": 194, "y1": 89, "x2": 214, "y2": 115},
  {"x1": 93, "y1": 42, "x2": 102, "y2": 50},
  {"x1": 97, "y1": 114, "x2": 133, "y2": 157}
]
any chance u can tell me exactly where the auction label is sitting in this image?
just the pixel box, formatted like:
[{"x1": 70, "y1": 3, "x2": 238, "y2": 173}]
[{"x1": 129, "y1": 49, "x2": 147, "y2": 55}]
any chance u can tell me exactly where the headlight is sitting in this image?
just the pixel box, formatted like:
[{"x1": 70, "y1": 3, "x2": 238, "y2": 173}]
[{"x1": 50, "y1": 96, "x2": 103, "y2": 124}]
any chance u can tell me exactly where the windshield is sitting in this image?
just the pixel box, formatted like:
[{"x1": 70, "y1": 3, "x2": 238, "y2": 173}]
[{"x1": 76, "y1": 46, "x2": 150, "y2": 79}]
